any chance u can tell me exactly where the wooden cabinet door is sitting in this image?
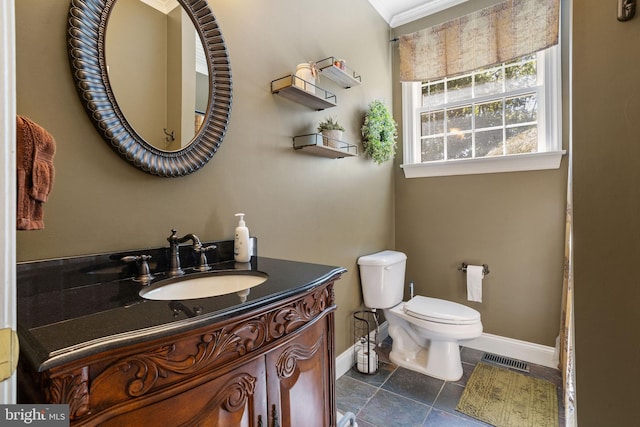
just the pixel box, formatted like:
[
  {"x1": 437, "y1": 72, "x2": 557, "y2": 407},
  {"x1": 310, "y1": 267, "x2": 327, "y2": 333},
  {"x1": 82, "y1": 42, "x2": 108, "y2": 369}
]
[
  {"x1": 96, "y1": 356, "x2": 268, "y2": 427},
  {"x1": 265, "y1": 317, "x2": 334, "y2": 427}
]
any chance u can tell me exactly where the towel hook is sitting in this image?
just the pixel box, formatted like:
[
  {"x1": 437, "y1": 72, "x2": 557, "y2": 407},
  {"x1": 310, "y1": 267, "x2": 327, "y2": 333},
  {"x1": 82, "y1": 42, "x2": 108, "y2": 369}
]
[
  {"x1": 163, "y1": 128, "x2": 175, "y2": 142},
  {"x1": 458, "y1": 262, "x2": 490, "y2": 276}
]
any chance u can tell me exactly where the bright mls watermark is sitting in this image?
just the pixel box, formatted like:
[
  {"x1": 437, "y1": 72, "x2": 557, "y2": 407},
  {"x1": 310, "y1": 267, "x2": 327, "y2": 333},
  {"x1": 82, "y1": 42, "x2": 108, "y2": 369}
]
[{"x1": 1, "y1": 405, "x2": 69, "y2": 426}]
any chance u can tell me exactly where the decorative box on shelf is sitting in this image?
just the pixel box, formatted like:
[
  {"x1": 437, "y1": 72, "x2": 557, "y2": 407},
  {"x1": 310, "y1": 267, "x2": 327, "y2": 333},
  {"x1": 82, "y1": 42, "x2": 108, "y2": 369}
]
[
  {"x1": 271, "y1": 75, "x2": 337, "y2": 110},
  {"x1": 316, "y1": 57, "x2": 362, "y2": 89},
  {"x1": 293, "y1": 133, "x2": 357, "y2": 159}
]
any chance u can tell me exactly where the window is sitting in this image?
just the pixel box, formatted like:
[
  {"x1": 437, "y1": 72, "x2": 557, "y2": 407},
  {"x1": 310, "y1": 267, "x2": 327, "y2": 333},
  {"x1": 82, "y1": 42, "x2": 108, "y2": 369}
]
[{"x1": 401, "y1": 46, "x2": 564, "y2": 178}]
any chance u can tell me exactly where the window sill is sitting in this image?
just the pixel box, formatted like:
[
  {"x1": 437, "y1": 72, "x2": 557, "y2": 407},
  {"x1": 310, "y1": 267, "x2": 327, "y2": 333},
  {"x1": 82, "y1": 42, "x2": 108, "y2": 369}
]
[{"x1": 401, "y1": 151, "x2": 566, "y2": 178}]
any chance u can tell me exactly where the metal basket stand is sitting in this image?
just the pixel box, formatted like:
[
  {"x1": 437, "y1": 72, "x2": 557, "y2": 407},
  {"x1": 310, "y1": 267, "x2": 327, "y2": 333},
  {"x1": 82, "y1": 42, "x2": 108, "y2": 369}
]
[{"x1": 353, "y1": 310, "x2": 379, "y2": 374}]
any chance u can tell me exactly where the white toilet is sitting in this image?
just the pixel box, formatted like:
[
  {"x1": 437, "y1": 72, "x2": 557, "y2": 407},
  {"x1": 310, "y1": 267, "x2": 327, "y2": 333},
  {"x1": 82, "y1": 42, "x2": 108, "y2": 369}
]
[{"x1": 358, "y1": 250, "x2": 482, "y2": 381}]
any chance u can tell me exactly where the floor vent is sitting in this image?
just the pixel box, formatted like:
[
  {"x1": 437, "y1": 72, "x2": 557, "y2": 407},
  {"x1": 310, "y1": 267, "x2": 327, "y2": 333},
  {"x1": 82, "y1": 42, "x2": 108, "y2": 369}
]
[{"x1": 481, "y1": 352, "x2": 530, "y2": 373}]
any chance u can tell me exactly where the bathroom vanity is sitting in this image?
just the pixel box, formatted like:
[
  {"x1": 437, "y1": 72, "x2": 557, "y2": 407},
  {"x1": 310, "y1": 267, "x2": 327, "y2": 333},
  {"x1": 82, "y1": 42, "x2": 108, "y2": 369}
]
[{"x1": 17, "y1": 240, "x2": 345, "y2": 426}]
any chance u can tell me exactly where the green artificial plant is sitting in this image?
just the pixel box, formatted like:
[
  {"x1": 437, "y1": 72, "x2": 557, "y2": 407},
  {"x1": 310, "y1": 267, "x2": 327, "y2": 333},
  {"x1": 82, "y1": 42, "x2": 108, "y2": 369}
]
[
  {"x1": 317, "y1": 117, "x2": 345, "y2": 133},
  {"x1": 361, "y1": 100, "x2": 398, "y2": 164}
]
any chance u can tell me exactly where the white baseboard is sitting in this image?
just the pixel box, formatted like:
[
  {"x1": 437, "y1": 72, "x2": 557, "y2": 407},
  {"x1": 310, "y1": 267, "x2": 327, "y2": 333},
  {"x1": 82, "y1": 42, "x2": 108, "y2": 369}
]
[
  {"x1": 336, "y1": 323, "x2": 557, "y2": 379},
  {"x1": 463, "y1": 332, "x2": 557, "y2": 369}
]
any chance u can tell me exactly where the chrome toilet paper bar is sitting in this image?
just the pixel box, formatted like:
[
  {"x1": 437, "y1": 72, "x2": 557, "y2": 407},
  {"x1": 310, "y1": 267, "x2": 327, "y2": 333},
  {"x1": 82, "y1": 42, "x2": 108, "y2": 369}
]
[{"x1": 458, "y1": 263, "x2": 490, "y2": 276}]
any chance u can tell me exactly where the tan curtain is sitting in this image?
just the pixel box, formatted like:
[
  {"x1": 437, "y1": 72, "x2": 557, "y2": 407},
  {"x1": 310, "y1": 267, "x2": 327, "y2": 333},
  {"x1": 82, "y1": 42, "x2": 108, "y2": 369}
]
[
  {"x1": 399, "y1": 0, "x2": 560, "y2": 82},
  {"x1": 560, "y1": 151, "x2": 576, "y2": 424}
]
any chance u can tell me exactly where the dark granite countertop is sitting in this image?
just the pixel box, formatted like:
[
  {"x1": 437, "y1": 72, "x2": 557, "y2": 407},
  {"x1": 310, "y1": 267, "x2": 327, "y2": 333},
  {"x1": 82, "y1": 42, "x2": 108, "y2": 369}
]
[{"x1": 17, "y1": 240, "x2": 346, "y2": 372}]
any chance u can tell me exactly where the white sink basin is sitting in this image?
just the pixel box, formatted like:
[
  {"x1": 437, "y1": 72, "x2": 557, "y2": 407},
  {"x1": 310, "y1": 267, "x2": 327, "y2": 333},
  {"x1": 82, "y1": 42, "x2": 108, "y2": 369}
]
[{"x1": 139, "y1": 271, "x2": 268, "y2": 301}]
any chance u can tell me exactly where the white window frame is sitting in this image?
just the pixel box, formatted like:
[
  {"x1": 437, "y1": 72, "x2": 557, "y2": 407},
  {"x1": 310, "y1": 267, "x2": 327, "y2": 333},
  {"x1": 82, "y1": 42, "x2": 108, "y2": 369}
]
[{"x1": 401, "y1": 46, "x2": 565, "y2": 178}]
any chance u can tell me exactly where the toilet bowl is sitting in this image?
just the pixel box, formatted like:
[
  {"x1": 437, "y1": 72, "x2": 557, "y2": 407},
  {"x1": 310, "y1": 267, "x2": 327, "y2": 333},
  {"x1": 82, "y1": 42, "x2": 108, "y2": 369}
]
[
  {"x1": 358, "y1": 251, "x2": 482, "y2": 381},
  {"x1": 385, "y1": 296, "x2": 482, "y2": 381}
]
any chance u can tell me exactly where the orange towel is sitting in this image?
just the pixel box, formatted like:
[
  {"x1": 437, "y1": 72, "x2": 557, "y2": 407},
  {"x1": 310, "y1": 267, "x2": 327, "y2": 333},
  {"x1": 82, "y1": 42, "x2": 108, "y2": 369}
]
[{"x1": 16, "y1": 115, "x2": 56, "y2": 230}]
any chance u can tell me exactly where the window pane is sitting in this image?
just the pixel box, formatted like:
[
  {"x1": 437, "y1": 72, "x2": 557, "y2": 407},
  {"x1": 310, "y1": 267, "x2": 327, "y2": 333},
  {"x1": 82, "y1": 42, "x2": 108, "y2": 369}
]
[
  {"x1": 474, "y1": 67, "x2": 503, "y2": 97},
  {"x1": 404, "y1": 49, "x2": 554, "y2": 171},
  {"x1": 421, "y1": 110, "x2": 444, "y2": 136},
  {"x1": 505, "y1": 125, "x2": 537, "y2": 154},
  {"x1": 422, "y1": 81, "x2": 445, "y2": 108},
  {"x1": 447, "y1": 75, "x2": 472, "y2": 103},
  {"x1": 446, "y1": 105, "x2": 472, "y2": 132},
  {"x1": 476, "y1": 129, "x2": 504, "y2": 157},
  {"x1": 421, "y1": 137, "x2": 444, "y2": 162},
  {"x1": 447, "y1": 133, "x2": 472, "y2": 159},
  {"x1": 505, "y1": 94, "x2": 537, "y2": 125},
  {"x1": 475, "y1": 101, "x2": 503, "y2": 129},
  {"x1": 505, "y1": 57, "x2": 537, "y2": 91}
]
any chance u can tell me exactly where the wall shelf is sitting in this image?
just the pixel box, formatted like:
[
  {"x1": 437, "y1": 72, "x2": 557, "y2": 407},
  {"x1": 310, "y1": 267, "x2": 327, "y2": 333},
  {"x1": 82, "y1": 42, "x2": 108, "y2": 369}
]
[
  {"x1": 271, "y1": 75, "x2": 337, "y2": 110},
  {"x1": 316, "y1": 57, "x2": 362, "y2": 88},
  {"x1": 293, "y1": 133, "x2": 357, "y2": 158}
]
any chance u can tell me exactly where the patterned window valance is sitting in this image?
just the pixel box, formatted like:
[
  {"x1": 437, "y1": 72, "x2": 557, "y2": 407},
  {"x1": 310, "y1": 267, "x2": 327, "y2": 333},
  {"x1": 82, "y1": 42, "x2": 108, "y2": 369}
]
[{"x1": 399, "y1": 0, "x2": 560, "y2": 82}]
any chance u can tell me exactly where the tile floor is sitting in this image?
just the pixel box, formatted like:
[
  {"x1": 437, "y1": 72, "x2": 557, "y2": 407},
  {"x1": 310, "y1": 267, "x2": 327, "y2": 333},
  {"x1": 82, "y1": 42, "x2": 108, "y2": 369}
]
[{"x1": 336, "y1": 339, "x2": 564, "y2": 427}]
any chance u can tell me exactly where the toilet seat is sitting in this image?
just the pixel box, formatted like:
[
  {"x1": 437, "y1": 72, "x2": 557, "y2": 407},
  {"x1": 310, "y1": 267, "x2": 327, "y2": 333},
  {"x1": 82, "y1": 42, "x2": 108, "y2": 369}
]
[{"x1": 403, "y1": 296, "x2": 480, "y2": 325}]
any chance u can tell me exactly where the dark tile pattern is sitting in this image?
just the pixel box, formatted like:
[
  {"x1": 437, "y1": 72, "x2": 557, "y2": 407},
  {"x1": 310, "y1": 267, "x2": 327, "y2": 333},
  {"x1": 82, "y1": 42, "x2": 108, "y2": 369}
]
[{"x1": 336, "y1": 339, "x2": 563, "y2": 427}]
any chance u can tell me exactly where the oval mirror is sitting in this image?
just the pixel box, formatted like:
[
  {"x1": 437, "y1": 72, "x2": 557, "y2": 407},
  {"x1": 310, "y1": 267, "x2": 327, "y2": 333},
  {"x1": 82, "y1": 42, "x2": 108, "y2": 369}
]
[
  {"x1": 67, "y1": 0, "x2": 232, "y2": 177},
  {"x1": 106, "y1": 0, "x2": 210, "y2": 152}
]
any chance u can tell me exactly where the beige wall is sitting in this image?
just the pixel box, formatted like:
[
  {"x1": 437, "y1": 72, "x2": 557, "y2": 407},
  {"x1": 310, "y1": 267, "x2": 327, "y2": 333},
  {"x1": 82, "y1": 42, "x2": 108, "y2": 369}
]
[
  {"x1": 15, "y1": 0, "x2": 393, "y2": 355},
  {"x1": 573, "y1": 1, "x2": 640, "y2": 425},
  {"x1": 15, "y1": 0, "x2": 640, "y2": 423},
  {"x1": 107, "y1": 0, "x2": 168, "y2": 147},
  {"x1": 391, "y1": 0, "x2": 569, "y2": 348}
]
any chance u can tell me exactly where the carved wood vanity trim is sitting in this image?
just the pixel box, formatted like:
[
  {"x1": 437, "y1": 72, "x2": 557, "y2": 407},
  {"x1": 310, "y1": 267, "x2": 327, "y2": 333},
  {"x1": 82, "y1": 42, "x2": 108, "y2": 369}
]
[
  {"x1": 179, "y1": 372, "x2": 258, "y2": 426},
  {"x1": 43, "y1": 367, "x2": 90, "y2": 420},
  {"x1": 275, "y1": 336, "x2": 323, "y2": 379},
  {"x1": 26, "y1": 277, "x2": 339, "y2": 425}
]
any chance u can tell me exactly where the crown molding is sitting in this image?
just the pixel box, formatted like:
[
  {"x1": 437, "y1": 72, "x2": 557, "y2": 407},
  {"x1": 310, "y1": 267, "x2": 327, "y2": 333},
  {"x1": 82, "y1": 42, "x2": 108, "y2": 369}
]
[
  {"x1": 367, "y1": 0, "x2": 469, "y2": 28},
  {"x1": 389, "y1": 0, "x2": 468, "y2": 27},
  {"x1": 139, "y1": 0, "x2": 179, "y2": 15},
  {"x1": 367, "y1": 0, "x2": 395, "y2": 24}
]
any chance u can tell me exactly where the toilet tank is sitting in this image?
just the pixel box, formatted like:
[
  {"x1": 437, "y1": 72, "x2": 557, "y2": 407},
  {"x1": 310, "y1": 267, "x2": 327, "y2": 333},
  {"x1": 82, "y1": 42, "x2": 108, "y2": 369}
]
[{"x1": 357, "y1": 250, "x2": 407, "y2": 309}]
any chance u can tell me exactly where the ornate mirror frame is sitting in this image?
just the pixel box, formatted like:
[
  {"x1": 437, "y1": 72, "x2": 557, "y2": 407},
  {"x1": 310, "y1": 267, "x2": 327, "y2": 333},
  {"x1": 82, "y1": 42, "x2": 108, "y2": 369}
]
[{"x1": 67, "y1": 0, "x2": 232, "y2": 177}]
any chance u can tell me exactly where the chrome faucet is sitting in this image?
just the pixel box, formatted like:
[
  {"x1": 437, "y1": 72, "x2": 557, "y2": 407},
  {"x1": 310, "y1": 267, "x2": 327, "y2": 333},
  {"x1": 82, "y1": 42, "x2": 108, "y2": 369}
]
[
  {"x1": 167, "y1": 229, "x2": 216, "y2": 276},
  {"x1": 167, "y1": 229, "x2": 201, "y2": 276}
]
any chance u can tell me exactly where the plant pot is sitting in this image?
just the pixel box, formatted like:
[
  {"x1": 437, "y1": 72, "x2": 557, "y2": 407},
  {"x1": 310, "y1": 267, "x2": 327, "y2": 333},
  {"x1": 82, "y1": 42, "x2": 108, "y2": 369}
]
[{"x1": 322, "y1": 130, "x2": 343, "y2": 148}]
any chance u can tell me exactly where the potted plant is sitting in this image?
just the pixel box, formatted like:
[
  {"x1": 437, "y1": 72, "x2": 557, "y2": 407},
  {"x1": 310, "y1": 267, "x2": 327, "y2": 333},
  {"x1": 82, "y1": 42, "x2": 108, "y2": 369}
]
[
  {"x1": 317, "y1": 117, "x2": 345, "y2": 148},
  {"x1": 361, "y1": 100, "x2": 398, "y2": 164}
]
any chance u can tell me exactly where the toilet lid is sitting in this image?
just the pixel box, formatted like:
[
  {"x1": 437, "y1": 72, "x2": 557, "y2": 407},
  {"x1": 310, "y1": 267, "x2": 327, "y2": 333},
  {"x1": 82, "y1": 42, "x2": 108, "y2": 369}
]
[{"x1": 403, "y1": 296, "x2": 480, "y2": 325}]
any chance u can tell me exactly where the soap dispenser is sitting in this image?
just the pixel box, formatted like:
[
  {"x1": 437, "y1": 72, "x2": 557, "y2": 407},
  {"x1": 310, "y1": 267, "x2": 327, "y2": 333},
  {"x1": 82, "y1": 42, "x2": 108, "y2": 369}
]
[{"x1": 234, "y1": 213, "x2": 251, "y2": 262}]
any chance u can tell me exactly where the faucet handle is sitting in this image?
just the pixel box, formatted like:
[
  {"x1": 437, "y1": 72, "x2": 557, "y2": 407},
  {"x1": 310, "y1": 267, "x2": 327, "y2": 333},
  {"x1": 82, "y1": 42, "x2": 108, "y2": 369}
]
[
  {"x1": 121, "y1": 254, "x2": 154, "y2": 284},
  {"x1": 195, "y1": 244, "x2": 216, "y2": 253},
  {"x1": 193, "y1": 244, "x2": 216, "y2": 272}
]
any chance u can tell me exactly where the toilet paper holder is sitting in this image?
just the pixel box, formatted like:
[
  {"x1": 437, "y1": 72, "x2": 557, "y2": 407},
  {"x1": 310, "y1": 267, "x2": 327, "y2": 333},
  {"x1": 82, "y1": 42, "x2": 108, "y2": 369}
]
[{"x1": 458, "y1": 262, "x2": 490, "y2": 276}]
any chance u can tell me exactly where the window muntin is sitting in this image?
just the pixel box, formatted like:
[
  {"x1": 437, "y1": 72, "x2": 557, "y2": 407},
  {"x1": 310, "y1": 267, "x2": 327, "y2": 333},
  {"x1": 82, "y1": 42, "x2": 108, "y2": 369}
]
[
  {"x1": 417, "y1": 54, "x2": 540, "y2": 163},
  {"x1": 402, "y1": 46, "x2": 563, "y2": 178}
]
